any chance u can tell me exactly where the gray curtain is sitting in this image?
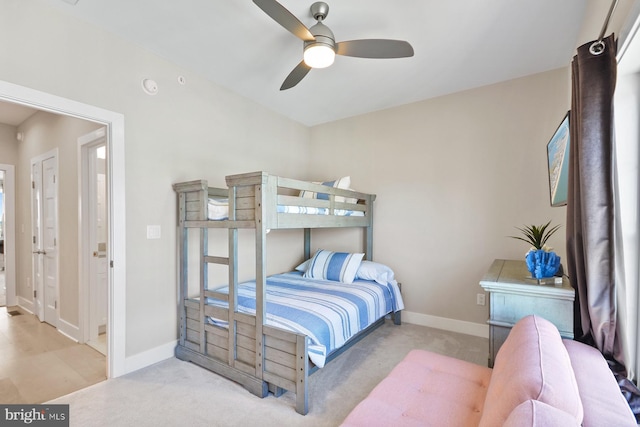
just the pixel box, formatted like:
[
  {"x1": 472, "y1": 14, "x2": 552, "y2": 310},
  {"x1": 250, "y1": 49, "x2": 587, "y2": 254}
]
[
  {"x1": 566, "y1": 34, "x2": 621, "y2": 361},
  {"x1": 566, "y1": 34, "x2": 640, "y2": 419}
]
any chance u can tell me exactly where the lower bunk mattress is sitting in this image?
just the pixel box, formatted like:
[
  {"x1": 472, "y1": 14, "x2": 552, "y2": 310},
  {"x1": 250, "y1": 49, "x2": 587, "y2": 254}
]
[{"x1": 203, "y1": 271, "x2": 404, "y2": 368}]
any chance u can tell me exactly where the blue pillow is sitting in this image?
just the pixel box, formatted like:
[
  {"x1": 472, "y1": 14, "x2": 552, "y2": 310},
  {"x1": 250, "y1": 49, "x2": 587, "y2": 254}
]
[{"x1": 304, "y1": 250, "x2": 364, "y2": 284}]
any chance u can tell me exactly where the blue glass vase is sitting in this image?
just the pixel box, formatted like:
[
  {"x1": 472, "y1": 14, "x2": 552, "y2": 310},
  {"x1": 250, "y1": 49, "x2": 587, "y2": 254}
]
[{"x1": 525, "y1": 250, "x2": 561, "y2": 279}]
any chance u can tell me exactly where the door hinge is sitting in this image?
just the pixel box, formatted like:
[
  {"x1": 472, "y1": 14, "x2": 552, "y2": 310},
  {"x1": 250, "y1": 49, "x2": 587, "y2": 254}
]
[
  {"x1": 110, "y1": 260, "x2": 114, "y2": 268},
  {"x1": 33, "y1": 290, "x2": 37, "y2": 298},
  {"x1": 54, "y1": 237, "x2": 57, "y2": 246},
  {"x1": 33, "y1": 236, "x2": 36, "y2": 244},
  {"x1": 32, "y1": 181, "x2": 35, "y2": 189},
  {"x1": 53, "y1": 175, "x2": 56, "y2": 184}
]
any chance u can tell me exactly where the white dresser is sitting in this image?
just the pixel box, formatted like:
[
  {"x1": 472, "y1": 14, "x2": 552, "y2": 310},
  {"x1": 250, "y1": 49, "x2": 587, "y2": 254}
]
[{"x1": 479, "y1": 259, "x2": 574, "y2": 367}]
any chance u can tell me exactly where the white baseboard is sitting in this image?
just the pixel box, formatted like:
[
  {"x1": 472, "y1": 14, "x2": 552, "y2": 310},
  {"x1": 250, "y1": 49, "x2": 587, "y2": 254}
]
[
  {"x1": 124, "y1": 340, "x2": 177, "y2": 375},
  {"x1": 17, "y1": 298, "x2": 81, "y2": 342},
  {"x1": 17, "y1": 296, "x2": 34, "y2": 314},
  {"x1": 403, "y1": 310, "x2": 489, "y2": 338},
  {"x1": 57, "y1": 318, "x2": 80, "y2": 342}
]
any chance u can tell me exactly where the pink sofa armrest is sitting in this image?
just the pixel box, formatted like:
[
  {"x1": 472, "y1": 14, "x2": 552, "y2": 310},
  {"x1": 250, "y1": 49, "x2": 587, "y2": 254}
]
[
  {"x1": 479, "y1": 315, "x2": 583, "y2": 426},
  {"x1": 563, "y1": 339, "x2": 636, "y2": 426}
]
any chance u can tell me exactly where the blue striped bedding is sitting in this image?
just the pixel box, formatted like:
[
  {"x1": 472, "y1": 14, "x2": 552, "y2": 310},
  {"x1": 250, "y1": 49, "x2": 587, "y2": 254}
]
[
  {"x1": 205, "y1": 271, "x2": 403, "y2": 368},
  {"x1": 207, "y1": 198, "x2": 364, "y2": 220}
]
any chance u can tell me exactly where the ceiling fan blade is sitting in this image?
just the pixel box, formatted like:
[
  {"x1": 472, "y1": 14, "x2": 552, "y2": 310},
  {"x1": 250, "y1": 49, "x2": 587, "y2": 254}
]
[
  {"x1": 336, "y1": 39, "x2": 414, "y2": 58},
  {"x1": 280, "y1": 61, "x2": 312, "y2": 90},
  {"x1": 253, "y1": 0, "x2": 315, "y2": 41}
]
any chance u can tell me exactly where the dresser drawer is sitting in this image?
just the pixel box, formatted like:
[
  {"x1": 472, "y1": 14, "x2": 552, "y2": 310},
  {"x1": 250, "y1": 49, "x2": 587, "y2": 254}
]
[{"x1": 489, "y1": 292, "x2": 573, "y2": 337}]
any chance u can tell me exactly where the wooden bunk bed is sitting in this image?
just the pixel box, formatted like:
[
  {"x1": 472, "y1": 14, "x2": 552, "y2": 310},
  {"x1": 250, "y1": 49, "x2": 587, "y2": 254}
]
[{"x1": 173, "y1": 171, "x2": 401, "y2": 415}]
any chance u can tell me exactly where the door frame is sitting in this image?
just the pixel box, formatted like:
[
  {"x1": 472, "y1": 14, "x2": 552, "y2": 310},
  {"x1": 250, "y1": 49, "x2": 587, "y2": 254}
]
[
  {"x1": 0, "y1": 80, "x2": 126, "y2": 378},
  {"x1": 0, "y1": 164, "x2": 16, "y2": 307},
  {"x1": 78, "y1": 127, "x2": 108, "y2": 349}
]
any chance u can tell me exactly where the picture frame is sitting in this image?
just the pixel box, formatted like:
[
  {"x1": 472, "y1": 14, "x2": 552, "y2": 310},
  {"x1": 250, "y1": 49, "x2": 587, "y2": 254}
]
[{"x1": 547, "y1": 111, "x2": 570, "y2": 207}]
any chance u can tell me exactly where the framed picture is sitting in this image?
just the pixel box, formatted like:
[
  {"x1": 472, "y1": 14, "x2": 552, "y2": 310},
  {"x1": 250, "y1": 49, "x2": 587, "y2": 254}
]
[{"x1": 547, "y1": 111, "x2": 570, "y2": 207}]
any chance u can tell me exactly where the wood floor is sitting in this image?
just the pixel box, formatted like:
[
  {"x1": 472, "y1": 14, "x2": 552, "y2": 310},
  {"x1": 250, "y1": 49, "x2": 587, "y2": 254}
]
[{"x1": 0, "y1": 306, "x2": 106, "y2": 403}]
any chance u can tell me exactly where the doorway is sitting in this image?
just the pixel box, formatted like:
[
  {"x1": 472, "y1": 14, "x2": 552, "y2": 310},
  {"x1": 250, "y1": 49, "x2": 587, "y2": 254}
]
[
  {"x1": 80, "y1": 128, "x2": 109, "y2": 355},
  {"x1": 0, "y1": 79, "x2": 126, "y2": 377},
  {"x1": 0, "y1": 170, "x2": 4, "y2": 307},
  {"x1": 0, "y1": 164, "x2": 15, "y2": 309}
]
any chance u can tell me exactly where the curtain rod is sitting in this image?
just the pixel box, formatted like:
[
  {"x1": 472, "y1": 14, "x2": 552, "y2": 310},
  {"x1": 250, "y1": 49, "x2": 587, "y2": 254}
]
[{"x1": 591, "y1": 0, "x2": 620, "y2": 55}]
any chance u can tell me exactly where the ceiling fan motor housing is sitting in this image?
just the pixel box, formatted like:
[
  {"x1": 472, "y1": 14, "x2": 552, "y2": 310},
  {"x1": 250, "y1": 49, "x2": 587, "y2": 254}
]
[{"x1": 305, "y1": 21, "x2": 335, "y2": 51}]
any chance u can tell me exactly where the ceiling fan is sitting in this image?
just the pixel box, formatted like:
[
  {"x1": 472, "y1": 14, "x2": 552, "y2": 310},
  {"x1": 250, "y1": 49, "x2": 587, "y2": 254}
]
[{"x1": 253, "y1": 0, "x2": 415, "y2": 90}]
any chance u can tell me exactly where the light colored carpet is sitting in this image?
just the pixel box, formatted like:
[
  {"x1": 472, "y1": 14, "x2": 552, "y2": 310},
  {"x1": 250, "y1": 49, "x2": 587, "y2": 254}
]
[{"x1": 49, "y1": 321, "x2": 488, "y2": 427}]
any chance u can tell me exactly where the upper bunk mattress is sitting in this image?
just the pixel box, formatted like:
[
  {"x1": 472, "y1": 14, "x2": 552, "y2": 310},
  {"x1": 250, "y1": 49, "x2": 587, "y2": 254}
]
[{"x1": 204, "y1": 271, "x2": 404, "y2": 368}]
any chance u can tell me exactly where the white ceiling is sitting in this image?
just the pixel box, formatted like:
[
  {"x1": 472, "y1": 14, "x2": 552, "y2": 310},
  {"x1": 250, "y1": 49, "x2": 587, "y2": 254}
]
[
  {"x1": 0, "y1": 103, "x2": 37, "y2": 127},
  {"x1": 31, "y1": 1, "x2": 587, "y2": 127}
]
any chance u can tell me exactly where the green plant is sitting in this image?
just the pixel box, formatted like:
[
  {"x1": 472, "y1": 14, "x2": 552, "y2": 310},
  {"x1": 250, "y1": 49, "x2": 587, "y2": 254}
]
[{"x1": 510, "y1": 221, "x2": 561, "y2": 251}]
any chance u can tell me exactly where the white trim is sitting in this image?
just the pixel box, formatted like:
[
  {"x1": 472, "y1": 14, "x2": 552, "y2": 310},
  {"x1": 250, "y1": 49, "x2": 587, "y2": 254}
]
[
  {"x1": 0, "y1": 80, "x2": 127, "y2": 378},
  {"x1": 617, "y1": 0, "x2": 640, "y2": 62},
  {"x1": 57, "y1": 317, "x2": 80, "y2": 342},
  {"x1": 0, "y1": 164, "x2": 16, "y2": 307},
  {"x1": 18, "y1": 295, "x2": 34, "y2": 313},
  {"x1": 124, "y1": 340, "x2": 177, "y2": 375},
  {"x1": 402, "y1": 310, "x2": 489, "y2": 338}
]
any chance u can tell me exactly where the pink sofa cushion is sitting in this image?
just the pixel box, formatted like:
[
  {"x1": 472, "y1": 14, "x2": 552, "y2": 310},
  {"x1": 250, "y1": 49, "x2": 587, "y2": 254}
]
[
  {"x1": 563, "y1": 339, "x2": 636, "y2": 426},
  {"x1": 479, "y1": 315, "x2": 583, "y2": 427},
  {"x1": 340, "y1": 349, "x2": 492, "y2": 427},
  {"x1": 503, "y1": 400, "x2": 581, "y2": 427}
]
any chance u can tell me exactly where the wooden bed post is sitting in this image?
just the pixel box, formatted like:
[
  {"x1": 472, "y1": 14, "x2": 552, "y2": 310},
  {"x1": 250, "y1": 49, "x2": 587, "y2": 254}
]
[
  {"x1": 254, "y1": 175, "x2": 268, "y2": 379},
  {"x1": 199, "y1": 185, "x2": 208, "y2": 354},
  {"x1": 176, "y1": 191, "x2": 188, "y2": 347},
  {"x1": 227, "y1": 185, "x2": 238, "y2": 367},
  {"x1": 364, "y1": 194, "x2": 375, "y2": 260},
  {"x1": 296, "y1": 335, "x2": 309, "y2": 415}
]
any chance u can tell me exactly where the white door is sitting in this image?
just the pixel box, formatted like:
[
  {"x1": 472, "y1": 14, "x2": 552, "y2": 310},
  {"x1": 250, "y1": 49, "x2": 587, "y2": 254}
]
[
  {"x1": 80, "y1": 128, "x2": 109, "y2": 355},
  {"x1": 31, "y1": 161, "x2": 44, "y2": 321},
  {"x1": 31, "y1": 151, "x2": 58, "y2": 326},
  {"x1": 89, "y1": 144, "x2": 108, "y2": 350}
]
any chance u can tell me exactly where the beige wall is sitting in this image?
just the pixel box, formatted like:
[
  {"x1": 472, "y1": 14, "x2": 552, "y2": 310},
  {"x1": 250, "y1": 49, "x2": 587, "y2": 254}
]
[
  {"x1": 0, "y1": 124, "x2": 19, "y2": 165},
  {"x1": 15, "y1": 112, "x2": 102, "y2": 326},
  {"x1": 309, "y1": 68, "x2": 570, "y2": 326}
]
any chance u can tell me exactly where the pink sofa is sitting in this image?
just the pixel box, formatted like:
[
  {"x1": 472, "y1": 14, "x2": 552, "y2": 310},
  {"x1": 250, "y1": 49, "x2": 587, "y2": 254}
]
[{"x1": 341, "y1": 315, "x2": 636, "y2": 426}]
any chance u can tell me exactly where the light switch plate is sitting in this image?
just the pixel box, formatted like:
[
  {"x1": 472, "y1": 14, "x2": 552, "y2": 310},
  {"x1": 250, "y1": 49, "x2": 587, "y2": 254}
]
[{"x1": 147, "y1": 225, "x2": 161, "y2": 239}]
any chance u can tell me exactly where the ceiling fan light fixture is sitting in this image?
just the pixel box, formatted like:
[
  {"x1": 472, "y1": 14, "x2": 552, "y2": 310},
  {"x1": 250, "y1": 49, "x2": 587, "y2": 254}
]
[{"x1": 303, "y1": 43, "x2": 335, "y2": 68}]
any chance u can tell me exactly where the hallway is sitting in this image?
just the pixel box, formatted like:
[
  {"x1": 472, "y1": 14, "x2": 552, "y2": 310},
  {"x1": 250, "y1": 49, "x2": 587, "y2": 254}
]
[{"x1": 0, "y1": 306, "x2": 106, "y2": 403}]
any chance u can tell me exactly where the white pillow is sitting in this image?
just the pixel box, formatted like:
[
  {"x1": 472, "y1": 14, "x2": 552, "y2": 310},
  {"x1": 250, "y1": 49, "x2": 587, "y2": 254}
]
[
  {"x1": 303, "y1": 250, "x2": 364, "y2": 284},
  {"x1": 355, "y1": 261, "x2": 396, "y2": 286},
  {"x1": 299, "y1": 176, "x2": 351, "y2": 201},
  {"x1": 295, "y1": 259, "x2": 310, "y2": 272}
]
